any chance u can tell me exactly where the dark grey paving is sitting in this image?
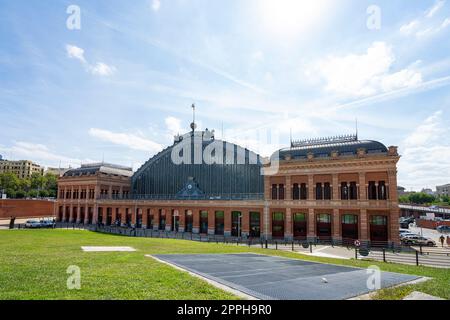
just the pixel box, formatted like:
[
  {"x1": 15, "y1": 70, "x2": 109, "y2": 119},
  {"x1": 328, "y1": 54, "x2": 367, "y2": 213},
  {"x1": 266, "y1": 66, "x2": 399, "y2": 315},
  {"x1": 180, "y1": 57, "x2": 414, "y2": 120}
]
[{"x1": 153, "y1": 253, "x2": 420, "y2": 300}]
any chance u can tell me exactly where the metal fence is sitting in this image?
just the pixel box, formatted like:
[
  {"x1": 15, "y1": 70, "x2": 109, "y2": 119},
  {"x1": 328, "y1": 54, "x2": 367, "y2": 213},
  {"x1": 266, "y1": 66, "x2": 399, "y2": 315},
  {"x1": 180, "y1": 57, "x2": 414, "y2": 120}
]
[{"x1": 13, "y1": 222, "x2": 450, "y2": 268}]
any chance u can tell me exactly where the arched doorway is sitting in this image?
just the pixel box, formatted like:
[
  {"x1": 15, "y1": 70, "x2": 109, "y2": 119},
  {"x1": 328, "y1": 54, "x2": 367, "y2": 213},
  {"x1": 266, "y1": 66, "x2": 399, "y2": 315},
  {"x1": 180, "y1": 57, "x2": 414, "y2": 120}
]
[
  {"x1": 215, "y1": 211, "x2": 224, "y2": 235},
  {"x1": 249, "y1": 212, "x2": 260, "y2": 238},
  {"x1": 146, "y1": 209, "x2": 153, "y2": 229},
  {"x1": 272, "y1": 212, "x2": 284, "y2": 238},
  {"x1": 185, "y1": 210, "x2": 193, "y2": 232},
  {"x1": 106, "y1": 208, "x2": 112, "y2": 226},
  {"x1": 316, "y1": 213, "x2": 331, "y2": 239},
  {"x1": 159, "y1": 209, "x2": 166, "y2": 230},
  {"x1": 200, "y1": 210, "x2": 208, "y2": 234},
  {"x1": 293, "y1": 212, "x2": 307, "y2": 239},
  {"x1": 341, "y1": 214, "x2": 358, "y2": 241},
  {"x1": 231, "y1": 211, "x2": 242, "y2": 237},
  {"x1": 370, "y1": 215, "x2": 388, "y2": 243}
]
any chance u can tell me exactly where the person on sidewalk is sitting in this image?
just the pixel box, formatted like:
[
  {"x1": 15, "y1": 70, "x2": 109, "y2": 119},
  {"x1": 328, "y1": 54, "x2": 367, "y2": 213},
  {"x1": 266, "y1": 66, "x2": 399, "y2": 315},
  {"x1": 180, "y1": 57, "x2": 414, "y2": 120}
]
[
  {"x1": 439, "y1": 235, "x2": 445, "y2": 248},
  {"x1": 446, "y1": 235, "x2": 450, "y2": 247}
]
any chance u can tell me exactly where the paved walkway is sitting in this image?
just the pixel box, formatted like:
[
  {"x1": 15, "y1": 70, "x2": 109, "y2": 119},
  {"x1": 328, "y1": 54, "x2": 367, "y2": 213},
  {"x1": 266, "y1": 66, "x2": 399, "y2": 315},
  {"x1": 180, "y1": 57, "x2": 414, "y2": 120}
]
[{"x1": 152, "y1": 253, "x2": 420, "y2": 300}]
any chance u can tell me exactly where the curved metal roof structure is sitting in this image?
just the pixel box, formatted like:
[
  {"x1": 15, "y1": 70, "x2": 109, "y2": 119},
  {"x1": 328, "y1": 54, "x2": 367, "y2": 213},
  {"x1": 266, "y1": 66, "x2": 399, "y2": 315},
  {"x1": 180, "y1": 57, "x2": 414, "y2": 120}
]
[
  {"x1": 131, "y1": 130, "x2": 264, "y2": 200},
  {"x1": 274, "y1": 135, "x2": 388, "y2": 160}
]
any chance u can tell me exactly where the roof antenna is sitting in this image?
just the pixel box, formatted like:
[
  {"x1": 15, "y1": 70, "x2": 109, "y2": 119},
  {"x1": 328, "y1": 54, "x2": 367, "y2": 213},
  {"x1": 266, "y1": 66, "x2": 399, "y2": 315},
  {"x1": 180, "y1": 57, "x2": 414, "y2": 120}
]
[
  {"x1": 190, "y1": 103, "x2": 197, "y2": 132},
  {"x1": 355, "y1": 118, "x2": 359, "y2": 140}
]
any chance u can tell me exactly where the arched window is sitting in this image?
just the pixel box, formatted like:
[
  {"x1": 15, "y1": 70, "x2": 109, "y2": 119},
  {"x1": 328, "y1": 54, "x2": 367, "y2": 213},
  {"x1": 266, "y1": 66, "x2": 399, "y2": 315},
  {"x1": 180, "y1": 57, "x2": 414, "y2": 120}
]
[
  {"x1": 341, "y1": 182, "x2": 349, "y2": 200},
  {"x1": 278, "y1": 184, "x2": 285, "y2": 200},
  {"x1": 349, "y1": 182, "x2": 358, "y2": 200},
  {"x1": 378, "y1": 181, "x2": 387, "y2": 200},
  {"x1": 368, "y1": 181, "x2": 377, "y2": 200},
  {"x1": 324, "y1": 183, "x2": 331, "y2": 200},
  {"x1": 316, "y1": 183, "x2": 323, "y2": 200},
  {"x1": 271, "y1": 184, "x2": 278, "y2": 200},
  {"x1": 300, "y1": 183, "x2": 308, "y2": 200},
  {"x1": 292, "y1": 183, "x2": 300, "y2": 200}
]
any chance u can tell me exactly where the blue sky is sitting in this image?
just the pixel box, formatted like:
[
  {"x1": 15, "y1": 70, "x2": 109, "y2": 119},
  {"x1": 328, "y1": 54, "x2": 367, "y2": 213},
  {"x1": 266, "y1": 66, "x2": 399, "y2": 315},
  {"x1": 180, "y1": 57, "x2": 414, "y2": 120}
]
[{"x1": 0, "y1": 0, "x2": 449, "y2": 191}]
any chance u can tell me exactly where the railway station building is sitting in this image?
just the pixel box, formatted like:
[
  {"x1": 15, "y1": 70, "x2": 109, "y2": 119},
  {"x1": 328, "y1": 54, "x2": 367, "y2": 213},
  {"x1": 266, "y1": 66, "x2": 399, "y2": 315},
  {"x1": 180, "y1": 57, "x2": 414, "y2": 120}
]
[{"x1": 56, "y1": 125, "x2": 400, "y2": 245}]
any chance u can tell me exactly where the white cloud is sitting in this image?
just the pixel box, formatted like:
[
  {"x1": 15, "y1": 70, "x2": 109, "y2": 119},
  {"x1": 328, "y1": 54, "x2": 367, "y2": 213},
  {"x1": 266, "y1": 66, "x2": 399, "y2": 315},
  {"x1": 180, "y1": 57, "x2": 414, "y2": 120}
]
[
  {"x1": 0, "y1": 141, "x2": 93, "y2": 168},
  {"x1": 441, "y1": 17, "x2": 450, "y2": 28},
  {"x1": 66, "y1": 45, "x2": 86, "y2": 63},
  {"x1": 399, "y1": 110, "x2": 450, "y2": 190},
  {"x1": 426, "y1": 0, "x2": 445, "y2": 18},
  {"x1": 151, "y1": 0, "x2": 161, "y2": 11},
  {"x1": 317, "y1": 42, "x2": 422, "y2": 97},
  {"x1": 400, "y1": 20, "x2": 420, "y2": 35},
  {"x1": 90, "y1": 62, "x2": 117, "y2": 76},
  {"x1": 381, "y1": 69, "x2": 423, "y2": 92},
  {"x1": 89, "y1": 128, "x2": 162, "y2": 153},
  {"x1": 165, "y1": 116, "x2": 182, "y2": 136},
  {"x1": 66, "y1": 44, "x2": 116, "y2": 77},
  {"x1": 400, "y1": 1, "x2": 448, "y2": 38}
]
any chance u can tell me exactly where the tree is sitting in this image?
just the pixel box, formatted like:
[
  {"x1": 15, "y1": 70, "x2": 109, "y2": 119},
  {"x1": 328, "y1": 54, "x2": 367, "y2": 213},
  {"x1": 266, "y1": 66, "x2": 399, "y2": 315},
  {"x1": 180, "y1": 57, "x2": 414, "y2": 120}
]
[
  {"x1": 44, "y1": 173, "x2": 58, "y2": 194},
  {"x1": 0, "y1": 173, "x2": 20, "y2": 191},
  {"x1": 30, "y1": 173, "x2": 45, "y2": 190},
  {"x1": 399, "y1": 195, "x2": 410, "y2": 203},
  {"x1": 38, "y1": 190, "x2": 49, "y2": 198},
  {"x1": 15, "y1": 190, "x2": 26, "y2": 199},
  {"x1": 408, "y1": 192, "x2": 435, "y2": 204},
  {"x1": 28, "y1": 190, "x2": 38, "y2": 198},
  {"x1": 5, "y1": 188, "x2": 16, "y2": 198}
]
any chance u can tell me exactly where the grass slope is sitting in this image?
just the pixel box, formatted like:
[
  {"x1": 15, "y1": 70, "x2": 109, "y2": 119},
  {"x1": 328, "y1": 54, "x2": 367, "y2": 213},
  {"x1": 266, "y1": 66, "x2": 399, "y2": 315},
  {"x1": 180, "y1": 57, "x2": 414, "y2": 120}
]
[{"x1": 0, "y1": 229, "x2": 448, "y2": 300}]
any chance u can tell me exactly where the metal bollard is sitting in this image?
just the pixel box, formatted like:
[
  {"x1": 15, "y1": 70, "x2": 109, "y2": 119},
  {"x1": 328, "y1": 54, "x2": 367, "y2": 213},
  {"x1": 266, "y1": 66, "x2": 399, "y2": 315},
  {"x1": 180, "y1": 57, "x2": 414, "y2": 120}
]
[
  {"x1": 292, "y1": 241, "x2": 294, "y2": 251},
  {"x1": 415, "y1": 251, "x2": 419, "y2": 266},
  {"x1": 382, "y1": 248, "x2": 386, "y2": 262}
]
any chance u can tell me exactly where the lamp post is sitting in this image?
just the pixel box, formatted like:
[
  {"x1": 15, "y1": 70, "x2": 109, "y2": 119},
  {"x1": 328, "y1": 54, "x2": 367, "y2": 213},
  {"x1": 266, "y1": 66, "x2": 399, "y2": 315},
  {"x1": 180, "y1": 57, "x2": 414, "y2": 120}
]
[{"x1": 237, "y1": 212, "x2": 242, "y2": 239}]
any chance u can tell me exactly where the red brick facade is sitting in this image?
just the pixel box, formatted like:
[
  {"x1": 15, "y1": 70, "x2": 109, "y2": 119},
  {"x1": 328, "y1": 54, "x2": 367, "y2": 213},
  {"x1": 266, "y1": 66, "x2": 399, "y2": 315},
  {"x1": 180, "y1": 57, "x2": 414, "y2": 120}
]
[
  {"x1": 0, "y1": 199, "x2": 55, "y2": 219},
  {"x1": 56, "y1": 146, "x2": 401, "y2": 245}
]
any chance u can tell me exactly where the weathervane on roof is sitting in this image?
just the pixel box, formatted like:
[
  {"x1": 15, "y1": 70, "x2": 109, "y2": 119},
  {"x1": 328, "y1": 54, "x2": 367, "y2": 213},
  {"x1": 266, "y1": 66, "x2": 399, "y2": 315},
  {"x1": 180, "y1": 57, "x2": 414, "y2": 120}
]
[{"x1": 190, "y1": 103, "x2": 197, "y2": 132}]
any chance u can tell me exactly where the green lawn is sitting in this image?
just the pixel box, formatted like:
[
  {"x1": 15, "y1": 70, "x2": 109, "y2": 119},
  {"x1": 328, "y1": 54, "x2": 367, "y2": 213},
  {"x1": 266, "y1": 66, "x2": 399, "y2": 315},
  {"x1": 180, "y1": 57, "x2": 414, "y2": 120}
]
[{"x1": 0, "y1": 229, "x2": 448, "y2": 300}]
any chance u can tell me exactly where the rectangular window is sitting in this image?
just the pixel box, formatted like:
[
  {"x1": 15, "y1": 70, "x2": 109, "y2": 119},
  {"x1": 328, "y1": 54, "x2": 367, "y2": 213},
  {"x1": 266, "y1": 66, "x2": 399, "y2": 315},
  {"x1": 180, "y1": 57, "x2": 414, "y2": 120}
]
[
  {"x1": 317, "y1": 213, "x2": 331, "y2": 223},
  {"x1": 294, "y1": 213, "x2": 306, "y2": 222},
  {"x1": 342, "y1": 214, "x2": 358, "y2": 224}
]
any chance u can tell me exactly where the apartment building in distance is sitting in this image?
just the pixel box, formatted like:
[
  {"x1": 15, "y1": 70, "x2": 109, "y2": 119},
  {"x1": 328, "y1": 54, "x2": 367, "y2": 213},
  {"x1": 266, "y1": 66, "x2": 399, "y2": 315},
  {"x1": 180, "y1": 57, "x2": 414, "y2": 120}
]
[
  {"x1": 0, "y1": 155, "x2": 44, "y2": 179},
  {"x1": 436, "y1": 184, "x2": 450, "y2": 197}
]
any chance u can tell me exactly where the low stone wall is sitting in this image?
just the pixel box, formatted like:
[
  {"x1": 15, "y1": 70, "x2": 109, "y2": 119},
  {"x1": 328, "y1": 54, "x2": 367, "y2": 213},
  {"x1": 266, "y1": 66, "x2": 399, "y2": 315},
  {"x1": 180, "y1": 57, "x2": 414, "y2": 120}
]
[{"x1": 0, "y1": 199, "x2": 55, "y2": 219}]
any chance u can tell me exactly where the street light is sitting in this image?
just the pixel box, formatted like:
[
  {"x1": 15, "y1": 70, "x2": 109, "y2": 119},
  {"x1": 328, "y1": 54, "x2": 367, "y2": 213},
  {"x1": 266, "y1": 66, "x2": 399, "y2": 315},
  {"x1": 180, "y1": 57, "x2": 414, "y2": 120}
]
[{"x1": 237, "y1": 213, "x2": 242, "y2": 239}]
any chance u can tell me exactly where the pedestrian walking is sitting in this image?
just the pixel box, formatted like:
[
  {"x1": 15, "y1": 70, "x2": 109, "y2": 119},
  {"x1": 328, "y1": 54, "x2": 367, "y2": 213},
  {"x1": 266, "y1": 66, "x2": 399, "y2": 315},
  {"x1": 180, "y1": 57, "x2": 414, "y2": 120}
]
[
  {"x1": 439, "y1": 235, "x2": 445, "y2": 248},
  {"x1": 446, "y1": 235, "x2": 450, "y2": 247}
]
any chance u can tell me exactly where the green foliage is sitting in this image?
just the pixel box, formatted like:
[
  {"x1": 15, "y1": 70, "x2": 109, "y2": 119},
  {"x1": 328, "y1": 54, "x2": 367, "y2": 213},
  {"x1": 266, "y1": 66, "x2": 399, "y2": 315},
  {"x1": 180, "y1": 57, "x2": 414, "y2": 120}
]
[
  {"x1": 0, "y1": 172, "x2": 57, "y2": 199},
  {"x1": 15, "y1": 190, "x2": 26, "y2": 199},
  {"x1": 399, "y1": 192, "x2": 442, "y2": 205},
  {"x1": 398, "y1": 195, "x2": 410, "y2": 203}
]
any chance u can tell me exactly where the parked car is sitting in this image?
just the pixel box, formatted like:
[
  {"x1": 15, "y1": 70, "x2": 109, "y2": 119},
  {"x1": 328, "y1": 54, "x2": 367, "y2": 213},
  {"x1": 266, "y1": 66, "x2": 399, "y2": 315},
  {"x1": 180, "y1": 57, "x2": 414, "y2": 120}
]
[
  {"x1": 401, "y1": 235, "x2": 436, "y2": 246},
  {"x1": 399, "y1": 229, "x2": 411, "y2": 235},
  {"x1": 436, "y1": 225, "x2": 450, "y2": 233},
  {"x1": 40, "y1": 220, "x2": 55, "y2": 228},
  {"x1": 25, "y1": 220, "x2": 43, "y2": 228},
  {"x1": 400, "y1": 232, "x2": 419, "y2": 239}
]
